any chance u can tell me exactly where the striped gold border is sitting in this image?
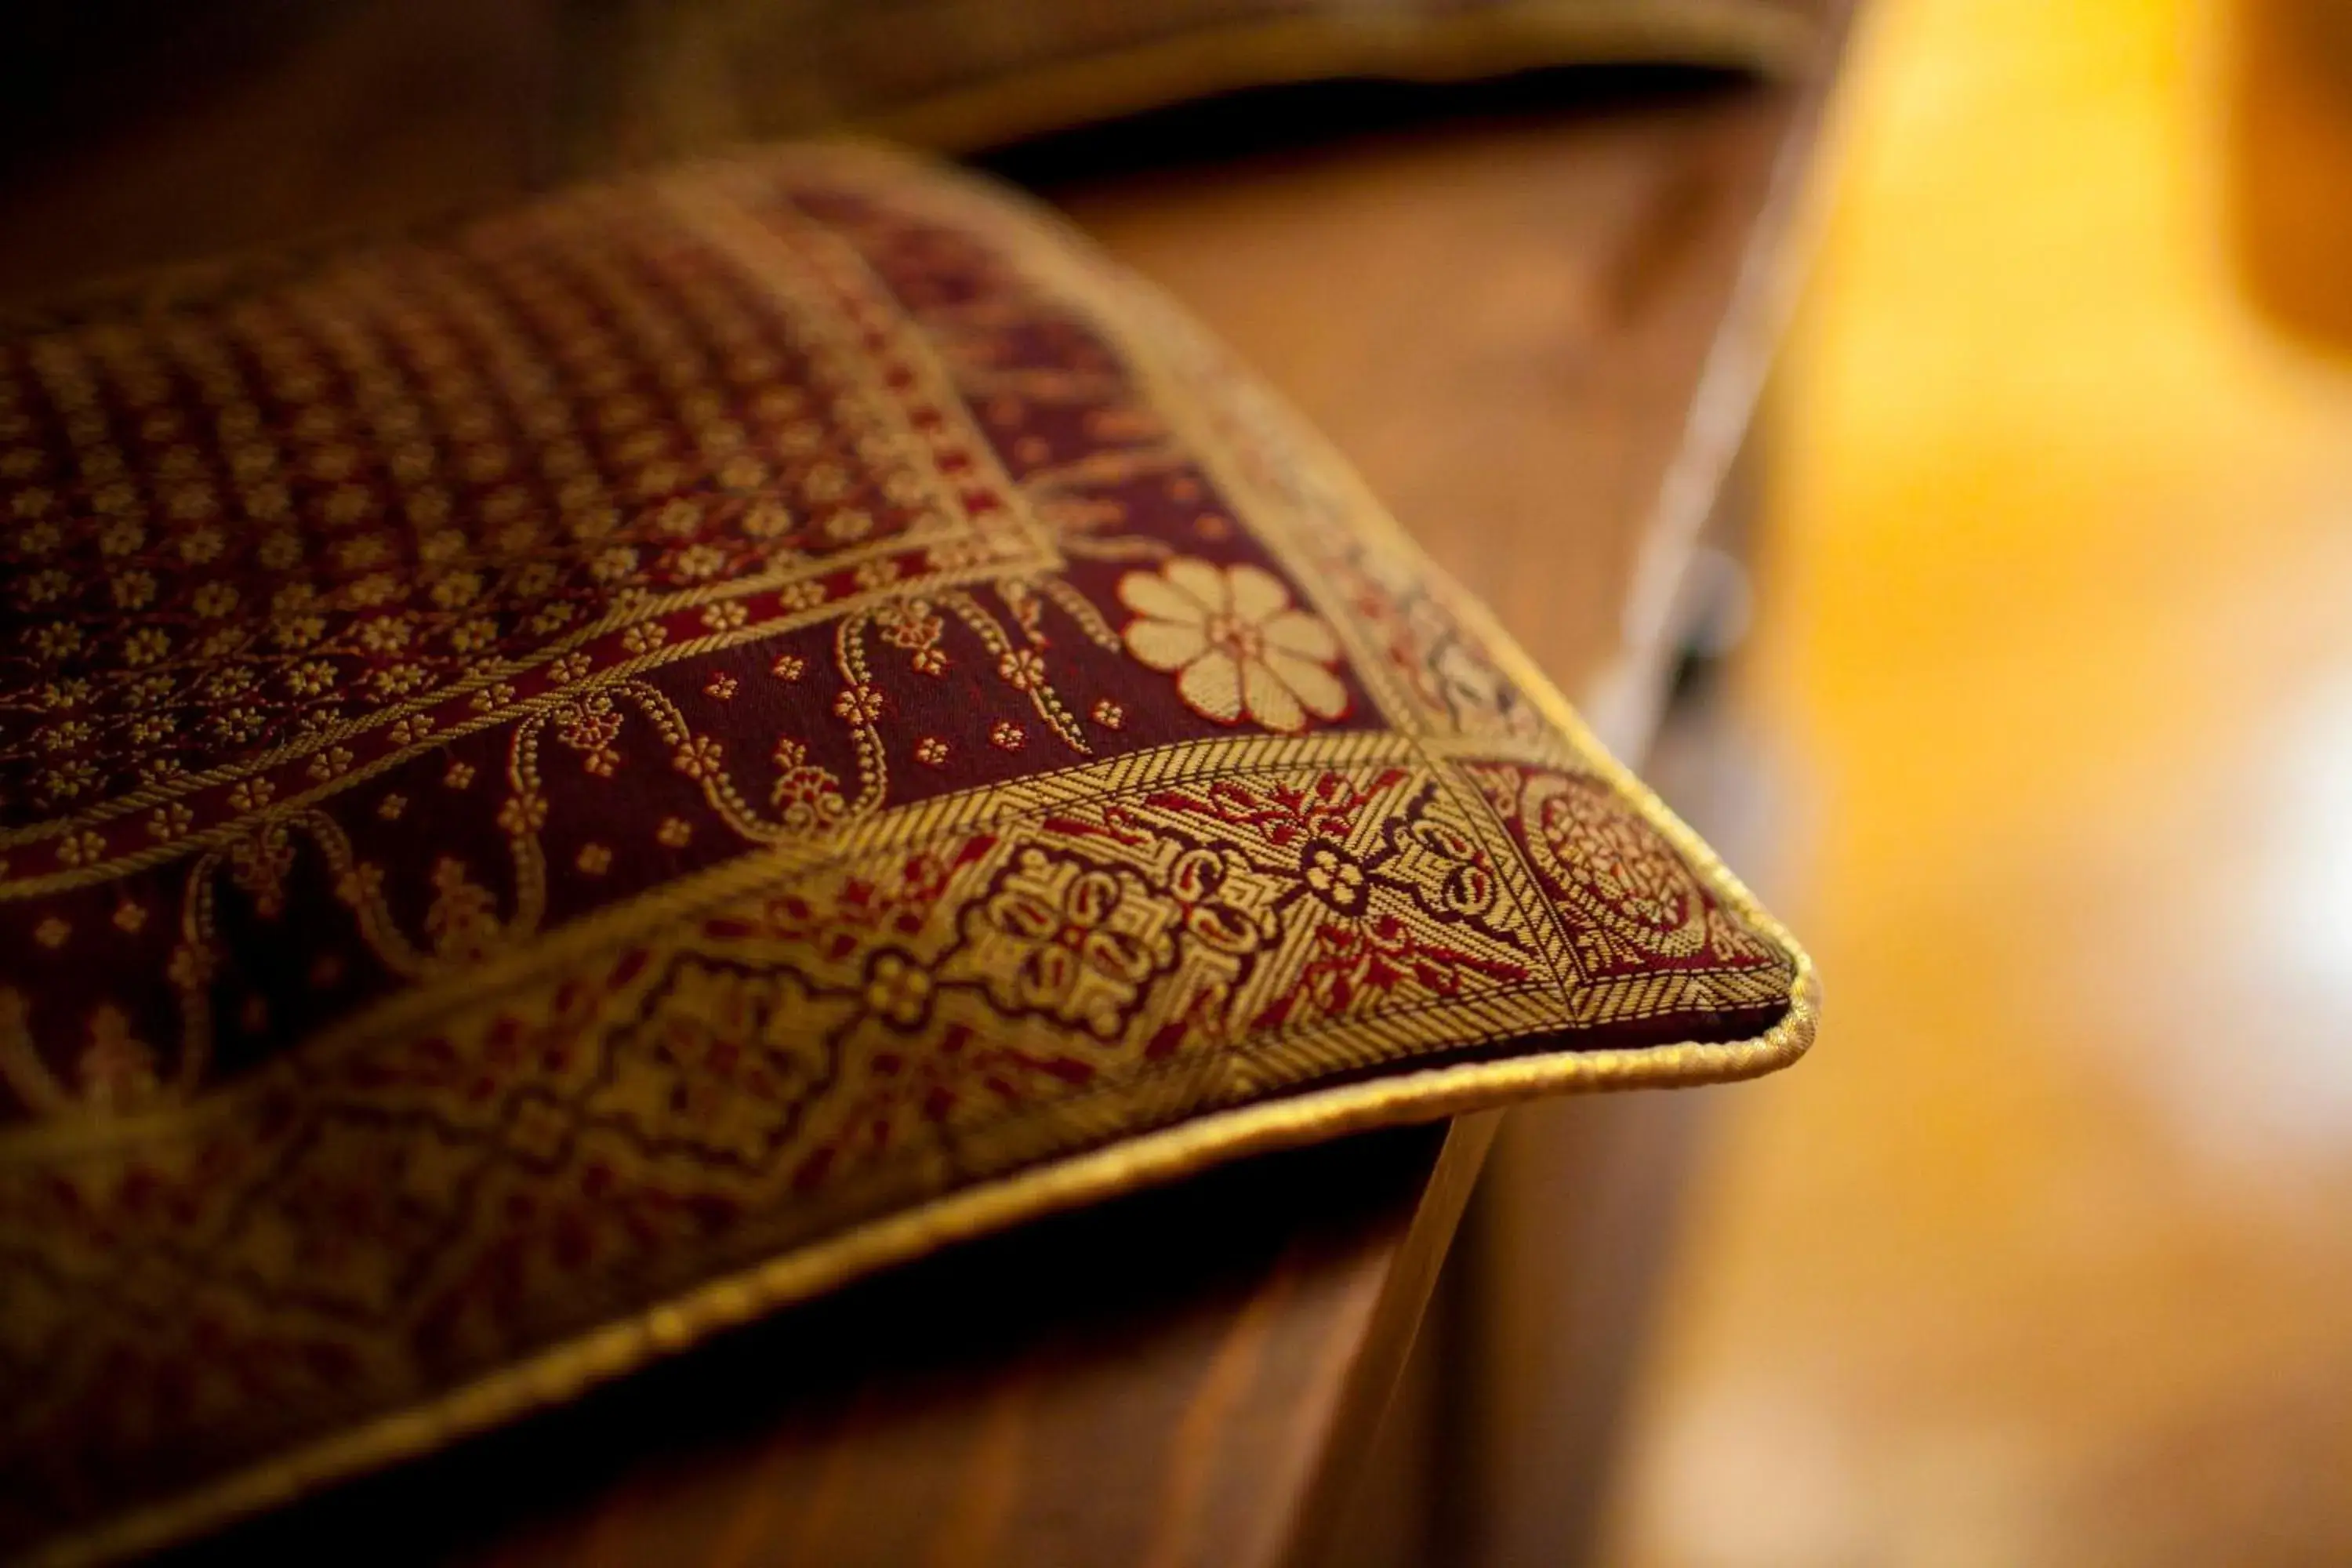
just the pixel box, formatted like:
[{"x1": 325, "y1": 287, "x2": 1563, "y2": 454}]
[{"x1": 36, "y1": 972, "x2": 1813, "y2": 1568}]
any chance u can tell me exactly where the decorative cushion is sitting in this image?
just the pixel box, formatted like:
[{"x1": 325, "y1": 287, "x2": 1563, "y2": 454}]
[
  {"x1": 598, "y1": 0, "x2": 1823, "y2": 158},
  {"x1": 0, "y1": 143, "x2": 1812, "y2": 1563}
]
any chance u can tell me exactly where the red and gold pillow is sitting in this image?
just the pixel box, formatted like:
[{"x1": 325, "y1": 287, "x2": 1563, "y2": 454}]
[
  {"x1": 0, "y1": 143, "x2": 1811, "y2": 1563},
  {"x1": 600, "y1": 0, "x2": 1824, "y2": 157}
]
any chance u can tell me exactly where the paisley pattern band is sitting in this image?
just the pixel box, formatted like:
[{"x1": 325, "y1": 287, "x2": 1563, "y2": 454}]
[{"x1": 0, "y1": 143, "x2": 1810, "y2": 1564}]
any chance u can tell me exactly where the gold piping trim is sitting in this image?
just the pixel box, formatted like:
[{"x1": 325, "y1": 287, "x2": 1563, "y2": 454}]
[{"x1": 34, "y1": 968, "x2": 1811, "y2": 1568}]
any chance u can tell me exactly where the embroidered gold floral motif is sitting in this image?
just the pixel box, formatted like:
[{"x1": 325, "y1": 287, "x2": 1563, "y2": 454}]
[
  {"x1": 770, "y1": 738, "x2": 849, "y2": 830},
  {"x1": 946, "y1": 845, "x2": 1185, "y2": 1038},
  {"x1": 1119, "y1": 557, "x2": 1348, "y2": 732}
]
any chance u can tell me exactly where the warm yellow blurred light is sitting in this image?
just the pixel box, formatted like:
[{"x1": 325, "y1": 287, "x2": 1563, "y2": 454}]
[{"x1": 1606, "y1": 0, "x2": 2352, "y2": 1561}]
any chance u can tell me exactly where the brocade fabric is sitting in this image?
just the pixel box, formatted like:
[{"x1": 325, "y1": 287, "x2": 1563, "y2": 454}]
[{"x1": 0, "y1": 144, "x2": 1811, "y2": 1563}]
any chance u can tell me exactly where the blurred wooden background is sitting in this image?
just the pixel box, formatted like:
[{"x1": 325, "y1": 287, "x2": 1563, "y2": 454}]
[{"x1": 1604, "y1": 0, "x2": 2352, "y2": 1562}]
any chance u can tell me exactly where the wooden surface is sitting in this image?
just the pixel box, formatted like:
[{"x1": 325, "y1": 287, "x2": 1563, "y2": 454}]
[
  {"x1": 1437, "y1": 465, "x2": 1784, "y2": 1568},
  {"x1": 0, "y1": 0, "x2": 565, "y2": 307},
  {"x1": 167, "y1": 1120, "x2": 1490, "y2": 1568},
  {"x1": 1606, "y1": 1, "x2": 2352, "y2": 1563},
  {"x1": 0, "y1": 20, "x2": 1844, "y2": 1565}
]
